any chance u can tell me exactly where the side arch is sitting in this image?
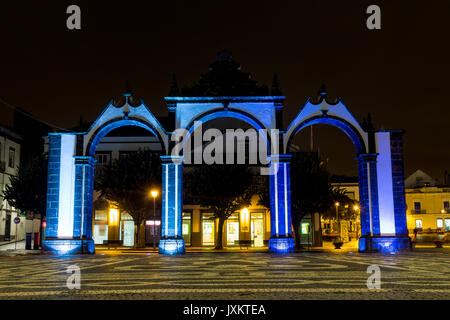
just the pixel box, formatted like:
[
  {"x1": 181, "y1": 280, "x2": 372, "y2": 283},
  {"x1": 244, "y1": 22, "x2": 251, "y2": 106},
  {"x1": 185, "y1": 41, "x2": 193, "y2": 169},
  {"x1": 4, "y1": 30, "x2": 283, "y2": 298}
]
[
  {"x1": 85, "y1": 117, "x2": 168, "y2": 156},
  {"x1": 284, "y1": 114, "x2": 368, "y2": 155}
]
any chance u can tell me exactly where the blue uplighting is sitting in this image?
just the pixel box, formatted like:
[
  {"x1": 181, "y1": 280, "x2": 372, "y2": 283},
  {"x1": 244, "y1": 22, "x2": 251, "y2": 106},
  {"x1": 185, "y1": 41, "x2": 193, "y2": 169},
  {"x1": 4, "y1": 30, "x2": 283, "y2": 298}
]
[
  {"x1": 269, "y1": 237, "x2": 295, "y2": 253},
  {"x1": 159, "y1": 238, "x2": 185, "y2": 255}
]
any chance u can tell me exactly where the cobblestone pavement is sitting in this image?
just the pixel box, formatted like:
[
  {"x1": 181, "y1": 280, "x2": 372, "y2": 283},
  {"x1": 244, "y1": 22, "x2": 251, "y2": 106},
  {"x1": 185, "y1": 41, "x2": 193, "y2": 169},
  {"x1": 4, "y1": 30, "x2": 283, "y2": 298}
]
[{"x1": 0, "y1": 249, "x2": 448, "y2": 300}]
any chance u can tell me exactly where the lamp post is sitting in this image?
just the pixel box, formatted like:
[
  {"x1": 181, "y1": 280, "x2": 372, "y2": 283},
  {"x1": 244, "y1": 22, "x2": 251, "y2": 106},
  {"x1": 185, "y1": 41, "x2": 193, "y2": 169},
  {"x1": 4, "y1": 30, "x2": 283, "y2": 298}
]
[
  {"x1": 335, "y1": 202, "x2": 341, "y2": 239},
  {"x1": 151, "y1": 190, "x2": 158, "y2": 251}
]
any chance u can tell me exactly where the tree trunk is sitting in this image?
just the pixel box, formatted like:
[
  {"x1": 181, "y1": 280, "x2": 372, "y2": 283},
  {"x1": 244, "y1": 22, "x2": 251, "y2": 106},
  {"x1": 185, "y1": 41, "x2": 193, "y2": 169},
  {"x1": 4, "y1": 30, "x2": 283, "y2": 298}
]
[
  {"x1": 134, "y1": 222, "x2": 141, "y2": 249},
  {"x1": 293, "y1": 220, "x2": 302, "y2": 249},
  {"x1": 215, "y1": 217, "x2": 225, "y2": 250}
]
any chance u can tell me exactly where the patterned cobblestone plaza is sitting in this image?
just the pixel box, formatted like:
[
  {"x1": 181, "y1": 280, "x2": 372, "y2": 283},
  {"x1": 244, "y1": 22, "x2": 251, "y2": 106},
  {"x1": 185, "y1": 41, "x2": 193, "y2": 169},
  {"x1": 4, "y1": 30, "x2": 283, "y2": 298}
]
[{"x1": 0, "y1": 249, "x2": 448, "y2": 300}]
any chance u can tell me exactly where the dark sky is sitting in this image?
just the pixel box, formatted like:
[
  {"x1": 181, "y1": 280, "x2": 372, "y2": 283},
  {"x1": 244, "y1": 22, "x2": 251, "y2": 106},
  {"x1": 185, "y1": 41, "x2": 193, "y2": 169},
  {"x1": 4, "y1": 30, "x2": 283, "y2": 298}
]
[{"x1": 0, "y1": 1, "x2": 449, "y2": 181}]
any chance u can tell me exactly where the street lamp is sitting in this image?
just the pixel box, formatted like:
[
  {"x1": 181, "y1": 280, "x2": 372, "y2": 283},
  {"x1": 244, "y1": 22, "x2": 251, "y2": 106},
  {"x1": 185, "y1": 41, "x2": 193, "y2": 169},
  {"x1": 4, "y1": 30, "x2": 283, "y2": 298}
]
[
  {"x1": 335, "y1": 202, "x2": 341, "y2": 239},
  {"x1": 150, "y1": 190, "x2": 159, "y2": 251}
]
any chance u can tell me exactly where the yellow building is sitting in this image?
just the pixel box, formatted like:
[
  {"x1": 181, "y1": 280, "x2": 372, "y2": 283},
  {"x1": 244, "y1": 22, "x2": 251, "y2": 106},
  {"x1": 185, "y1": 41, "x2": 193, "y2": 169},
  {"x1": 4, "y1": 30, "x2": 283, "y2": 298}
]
[
  {"x1": 404, "y1": 170, "x2": 450, "y2": 242},
  {"x1": 93, "y1": 195, "x2": 271, "y2": 248}
]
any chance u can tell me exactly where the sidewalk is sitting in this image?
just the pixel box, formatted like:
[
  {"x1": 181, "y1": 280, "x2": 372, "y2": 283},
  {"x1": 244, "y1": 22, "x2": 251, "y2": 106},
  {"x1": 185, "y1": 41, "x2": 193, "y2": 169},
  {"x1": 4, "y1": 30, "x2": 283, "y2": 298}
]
[
  {"x1": 95, "y1": 241, "x2": 361, "y2": 255},
  {"x1": 0, "y1": 240, "x2": 41, "y2": 256}
]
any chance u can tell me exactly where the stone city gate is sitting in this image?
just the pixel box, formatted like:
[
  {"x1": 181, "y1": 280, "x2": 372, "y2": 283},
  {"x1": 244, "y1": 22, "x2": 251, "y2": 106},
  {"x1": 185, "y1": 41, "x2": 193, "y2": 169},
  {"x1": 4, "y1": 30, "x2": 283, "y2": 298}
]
[{"x1": 42, "y1": 89, "x2": 411, "y2": 254}]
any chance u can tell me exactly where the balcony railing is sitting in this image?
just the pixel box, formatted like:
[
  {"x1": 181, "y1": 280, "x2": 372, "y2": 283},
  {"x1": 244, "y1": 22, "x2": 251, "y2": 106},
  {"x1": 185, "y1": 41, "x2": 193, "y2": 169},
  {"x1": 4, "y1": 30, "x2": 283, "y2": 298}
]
[{"x1": 410, "y1": 209, "x2": 427, "y2": 214}]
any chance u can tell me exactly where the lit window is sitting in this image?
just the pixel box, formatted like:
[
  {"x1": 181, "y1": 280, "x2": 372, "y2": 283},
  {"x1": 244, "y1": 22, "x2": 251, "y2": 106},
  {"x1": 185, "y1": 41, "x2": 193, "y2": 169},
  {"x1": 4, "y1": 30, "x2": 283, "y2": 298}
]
[
  {"x1": 445, "y1": 219, "x2": 450, "y2": 232},
  {"x1": 437, "y1": 218, "x2": 443, "y2": 229},
  {"x1": 415, "y1": 219, "x2": 422, "y2": 228}
]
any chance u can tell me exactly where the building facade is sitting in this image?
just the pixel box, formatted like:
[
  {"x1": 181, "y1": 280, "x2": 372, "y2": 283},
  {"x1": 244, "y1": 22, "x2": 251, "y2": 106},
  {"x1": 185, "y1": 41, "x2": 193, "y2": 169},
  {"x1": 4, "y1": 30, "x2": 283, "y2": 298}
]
[
  {"x1": 404, "y1": 170, "x2": 450, "y2": 242},
  {"x1": 332, "y1": 170, "x2": 450, "y2": 243},
  {"x1": 0, "y1": 126, "x2": 24, "y2": 242}
]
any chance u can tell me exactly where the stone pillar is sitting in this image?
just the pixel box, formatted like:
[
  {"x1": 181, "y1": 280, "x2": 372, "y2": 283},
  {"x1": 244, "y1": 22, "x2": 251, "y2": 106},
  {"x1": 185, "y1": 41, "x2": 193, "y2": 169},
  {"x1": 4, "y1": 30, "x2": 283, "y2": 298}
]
[
  {"x1": 43, "y1": 134, "x2": 94, "y2": 254},
  {"x1": 268, "y1": 155, "x2": 295, "y2": 253},
  {"x1": 358, "y1": 131, "x2": 411, "y2": 252},
  {"x1": 159, "y1": 155, "x2": 185, "y2": 254},
  {"x1": 389, "y1": 131, "x2": 409, "y2": 236},
  {"x1": 357, "y1": 153, "x2": 380, "y2": 238},
  {"x1": 73, "y1": 156, "x2": 95, "y2": 253}
]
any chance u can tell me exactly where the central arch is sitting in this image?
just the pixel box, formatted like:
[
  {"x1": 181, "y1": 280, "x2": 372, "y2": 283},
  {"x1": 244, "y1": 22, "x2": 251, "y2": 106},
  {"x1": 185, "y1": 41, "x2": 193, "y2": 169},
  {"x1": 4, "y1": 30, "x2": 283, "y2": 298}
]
[{"x1": 180, "y1": 109, "x2": 272, "y2": 155}]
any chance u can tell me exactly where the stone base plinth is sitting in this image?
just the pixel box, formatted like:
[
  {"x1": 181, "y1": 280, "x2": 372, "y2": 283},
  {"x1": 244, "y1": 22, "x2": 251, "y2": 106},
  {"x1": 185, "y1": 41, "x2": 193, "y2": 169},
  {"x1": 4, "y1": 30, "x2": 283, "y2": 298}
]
[
  {"x1": 359, "y1": 236, "x2": 412, "y2": 253},
  {"x1": 42, "y1": 239, "x2": 95, "y2": 254},
  {"x1": 159, "y1": 238, "x2": 185, "y2": 255},
  {"x1": 268, "y1": 237, "x2": 295, "y2": 253}
]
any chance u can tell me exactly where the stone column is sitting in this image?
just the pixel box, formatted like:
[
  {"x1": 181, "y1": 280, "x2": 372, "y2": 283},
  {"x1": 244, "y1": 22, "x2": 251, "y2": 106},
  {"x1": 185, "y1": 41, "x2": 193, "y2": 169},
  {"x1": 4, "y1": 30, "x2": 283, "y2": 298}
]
[
  {"x1": 357, "y1": 153, "x2": 380, "y2": 239},
  {"x1": 43, "y1": 134, "x2": 94, "y2": 254},
  {"x1": 73, "y1": 156, "x2": 95, "y2": 253},
  {"x1": 159, "y1": 155, "x2": 185, "y2": 254},
  {"x1": 268, "y1": 154, "x2": 295, "y2": 253}
]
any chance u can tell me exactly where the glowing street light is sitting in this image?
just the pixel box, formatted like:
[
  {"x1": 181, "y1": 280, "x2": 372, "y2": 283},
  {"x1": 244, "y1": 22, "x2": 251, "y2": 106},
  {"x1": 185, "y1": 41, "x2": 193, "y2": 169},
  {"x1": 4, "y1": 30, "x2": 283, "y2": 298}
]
[
  {"x1": 150, "y1": 190, "x2": 159, "y2": 251},
  {"x1": 334, "y1": 202, "x2": 341, "y2": 240},
  {"x1": 353, "y1": 205, "x2": 359, "y2": 211}
]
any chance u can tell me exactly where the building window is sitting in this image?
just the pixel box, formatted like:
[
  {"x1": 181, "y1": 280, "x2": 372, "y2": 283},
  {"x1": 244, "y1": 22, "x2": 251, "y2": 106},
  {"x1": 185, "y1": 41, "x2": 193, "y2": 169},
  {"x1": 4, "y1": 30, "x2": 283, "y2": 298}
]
[
  {"x1": 415, "y1": 219, "x2": 423, "y2": 229},
  {"x1": 445, "y1": 219, "x2": 450, "y2": 231},
  {"x1": 414, "y1": 202, "x2": 421, "y2": 213},
  {"x1": 437, "y1": 218, "x2": 443, "y2": 229},
  {"x1": 8, "y1": 147, "x2": 15, "y2": 168},
  {"x1": 202, "y1": 213, "x2": 215, "y2": 246},
  {"x1": 182, "y1": 212, "x2": 192, "y2": 246},
  {"x1": 226, "y1": 213, "x2": 239, "y2": 246},
  {"x1": 95, "y1": 152, "x2": 111, "y2": 166}
]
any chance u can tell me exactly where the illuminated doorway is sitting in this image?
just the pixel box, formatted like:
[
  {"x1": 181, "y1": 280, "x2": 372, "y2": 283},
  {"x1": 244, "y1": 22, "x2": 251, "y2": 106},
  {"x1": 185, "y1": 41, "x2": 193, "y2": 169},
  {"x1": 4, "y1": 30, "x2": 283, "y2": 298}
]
[
  {"x1": 202, "y1": 214, "x2": 215, "y2": 246},
  {"x1": 93, "y1": 224, "x2": 108, "y2": 244},
  {"x1": 121, "y1": 220, "x2": 134, "y2": 247},
  {"x1": 251, "y1": 213, "x2": 264, "y2": 247},
  {"x1": 300, "y1": 221, "x2": 312, "y2": 245},
  {"x1": 182, "y1": 212, "x2": 192, "y2": 246},
  {"x1": 227, "y1": 214, "x2": 240, "y2": 246}
]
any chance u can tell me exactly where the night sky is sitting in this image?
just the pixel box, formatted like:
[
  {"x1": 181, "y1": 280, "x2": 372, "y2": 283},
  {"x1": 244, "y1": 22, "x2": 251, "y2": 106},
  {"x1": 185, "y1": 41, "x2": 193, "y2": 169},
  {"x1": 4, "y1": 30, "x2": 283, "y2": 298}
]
[{"x1": 0, "y1": 1, "x2": 449, "y2": 181}]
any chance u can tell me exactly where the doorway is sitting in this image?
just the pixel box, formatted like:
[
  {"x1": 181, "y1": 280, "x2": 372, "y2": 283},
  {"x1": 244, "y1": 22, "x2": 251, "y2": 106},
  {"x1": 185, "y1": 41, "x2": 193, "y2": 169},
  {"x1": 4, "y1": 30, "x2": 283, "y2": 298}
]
[
  {"x1": 202, "y1": 214, "x2": 215, "y2": 246},
  {"x1": 227, "y1": 214, "x2": 240, "y2": 246},
  {"x1": 122, "y1": 220, "x2": 134, "y2": 247},
  {"x1": 251, "y1": 213, "x2": 264, "y2": 247}
]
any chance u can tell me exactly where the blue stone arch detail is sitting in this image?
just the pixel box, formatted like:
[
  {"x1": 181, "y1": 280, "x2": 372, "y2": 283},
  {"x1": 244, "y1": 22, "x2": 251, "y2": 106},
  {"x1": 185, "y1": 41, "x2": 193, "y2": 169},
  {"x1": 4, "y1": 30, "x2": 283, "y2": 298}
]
[
  {"x1": 86, "y1": 117, "x2": 167, "y2": 156},
  {"x1": 285, "y1": 115, "x2": 367, "y2": 155},
  {"x1": 181, "y1": 109, "x2": 272, "y2": 154}
]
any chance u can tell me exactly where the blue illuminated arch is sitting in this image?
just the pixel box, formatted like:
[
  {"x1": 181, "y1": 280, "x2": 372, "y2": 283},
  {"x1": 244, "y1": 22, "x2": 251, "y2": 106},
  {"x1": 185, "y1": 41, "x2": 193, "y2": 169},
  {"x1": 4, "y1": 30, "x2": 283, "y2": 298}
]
[
  {"x1": 181, "y1": 109, "x2": 272, "y2": 154},
  {"x1": 86, "y1": 117, "x2": 167, "y2": 156},
  {"x1": 285, "y1": 115, "x2": 367, "y2": 155}
]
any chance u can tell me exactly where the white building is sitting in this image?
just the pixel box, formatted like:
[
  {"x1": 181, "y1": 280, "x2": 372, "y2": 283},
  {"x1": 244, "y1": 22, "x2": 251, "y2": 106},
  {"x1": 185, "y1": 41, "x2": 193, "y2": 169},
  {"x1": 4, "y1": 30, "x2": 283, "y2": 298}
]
[{"x1": 0, "y1": 126, "x2": 24, "y2": 242}]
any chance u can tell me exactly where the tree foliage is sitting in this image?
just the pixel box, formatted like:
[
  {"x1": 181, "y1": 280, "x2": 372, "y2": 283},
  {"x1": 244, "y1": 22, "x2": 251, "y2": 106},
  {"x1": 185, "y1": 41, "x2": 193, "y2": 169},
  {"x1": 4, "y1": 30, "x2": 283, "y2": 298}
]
[
  {"x1": 3, "y1": 155, "x2": 47, "y2": 217},
  {"x1": 289, "y1": 152, "x2": 335, "y2": 247},
  {"x1": 184, "y1": 164, "x2": 255, "y2": 249},
  {"x1": 94, "y1": 150, "x2": 161, "y2": 247}
]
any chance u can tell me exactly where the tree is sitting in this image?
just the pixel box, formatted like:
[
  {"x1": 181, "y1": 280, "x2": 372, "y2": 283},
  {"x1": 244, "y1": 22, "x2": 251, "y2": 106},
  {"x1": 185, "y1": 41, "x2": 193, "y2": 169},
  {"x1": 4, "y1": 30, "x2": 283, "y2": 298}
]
[
  {"x1": 3, "y1": 155, "x2": 48, "y2": 218},
  {"x1": 94, "y1": 150, "x2": 161, "y2": 248},
  {"x1": 290, "y1": 152, "x2": 335, "y2": 248},
  {"x1": 184, "y1": 164, "x2": 255, "y2": 249},
  {"x1": 322, "y1": 188, "x2": 360, "y2": 238}
]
